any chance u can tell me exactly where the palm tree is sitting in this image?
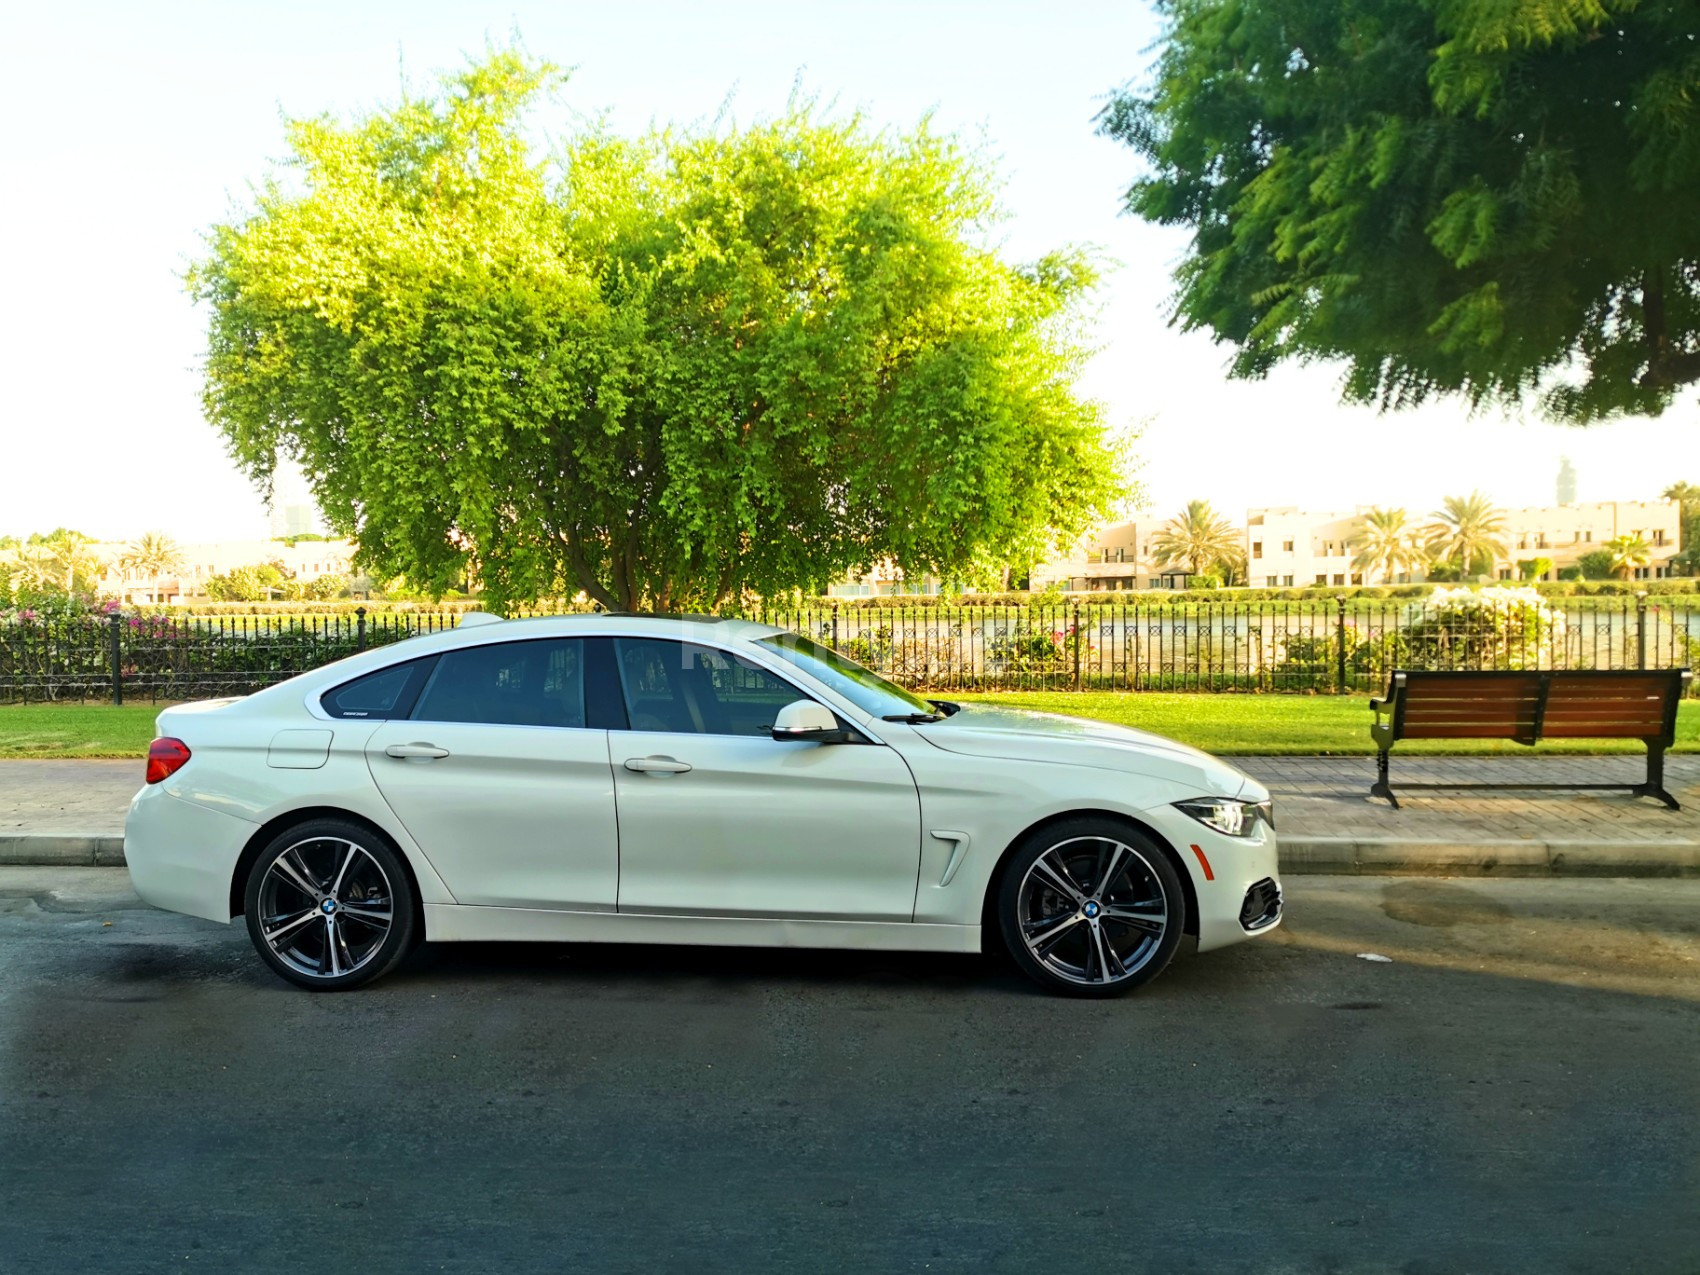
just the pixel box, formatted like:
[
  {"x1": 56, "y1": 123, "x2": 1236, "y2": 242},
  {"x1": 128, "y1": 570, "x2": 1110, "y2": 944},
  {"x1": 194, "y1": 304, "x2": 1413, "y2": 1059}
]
[
  {"x1": 1214, "y1": 543, "x2": 1249, "y2": 586},
  {"x1": 1605, "y1": 533, "x2": 1651, "y2": 580},
  {"x1": 16, "y1": 531, "x2": 106, "y2": 596},
  {"x1": 1351, "y1": 507, "x2": 1430, "y2": 584},
  {"x1": 1424, "y1": 491, "x2": 1508, "y2": 580},
  {"x1": 120, "y1": 531, "x2": 186, "y2": 603},
  {"x1": 1151, "y1": 501, "x2": 1241, "y2": 577}
]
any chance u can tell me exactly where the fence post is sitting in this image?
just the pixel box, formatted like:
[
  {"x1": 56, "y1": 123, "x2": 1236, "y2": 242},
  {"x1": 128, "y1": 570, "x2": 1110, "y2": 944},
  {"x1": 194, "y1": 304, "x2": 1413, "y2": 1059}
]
[
  {"x1": 108, "y1": 612, "x2": 123, "y2": 707},
  {"x1": 356, "y1": 606, "x2": 367, "y2": 653},
  {"x1": 1071, "y1": 604, "x2": 1082, "y2": 690},
  {"x1": 1335, "y1": 596, "x2": 1348, "y2": 693},
  {"x1": 1637, "y1": 591, "x2": 1648, "y2": 669},
  {"x1": 831, "y1": 603, "x2": 840, "y2": 654}
]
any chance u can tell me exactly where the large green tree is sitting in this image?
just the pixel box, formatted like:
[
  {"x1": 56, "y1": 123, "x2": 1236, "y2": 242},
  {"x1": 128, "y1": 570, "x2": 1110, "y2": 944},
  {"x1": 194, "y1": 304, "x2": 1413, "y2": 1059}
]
[
  {"x1": 192, "y1": 52, "x2": 1123, "y2": 612},
  {"x1": 1101, "y1": 0, "x2": 1700, "y2": 421}
]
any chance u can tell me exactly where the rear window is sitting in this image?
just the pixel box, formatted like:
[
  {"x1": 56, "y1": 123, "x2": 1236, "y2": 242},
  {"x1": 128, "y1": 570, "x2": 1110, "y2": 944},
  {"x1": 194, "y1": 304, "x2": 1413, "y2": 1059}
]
[{"x1": 321, "y1": 659, "x2": 435, "y2": 720}]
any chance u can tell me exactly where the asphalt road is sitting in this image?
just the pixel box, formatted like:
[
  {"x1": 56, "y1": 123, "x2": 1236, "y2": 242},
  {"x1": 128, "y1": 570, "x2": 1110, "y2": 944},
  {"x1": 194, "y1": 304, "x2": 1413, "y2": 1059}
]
[{"x1": 1, "y1": 870, "x2": 1696, "y2": 1274}]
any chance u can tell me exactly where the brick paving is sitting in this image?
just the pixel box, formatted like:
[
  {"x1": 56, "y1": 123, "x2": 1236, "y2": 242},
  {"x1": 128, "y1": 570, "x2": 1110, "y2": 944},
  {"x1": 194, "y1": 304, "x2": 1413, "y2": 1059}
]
[
  {"x1": 2, "y1": 755, "x2": 1698, "y2": 849},
  {"x1": 1228, "y1": 754, "x2": 1700, "y2": 846}
]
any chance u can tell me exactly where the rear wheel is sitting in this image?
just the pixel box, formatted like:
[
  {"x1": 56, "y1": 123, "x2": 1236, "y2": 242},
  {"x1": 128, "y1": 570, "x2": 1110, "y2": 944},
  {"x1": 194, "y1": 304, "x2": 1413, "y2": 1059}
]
[
  {"x1": 997, "y1": 818, "x2": 1186, "y2": 998},
  {"x1": 242, "y1": 818, "x2": 418, "y2": 991}
]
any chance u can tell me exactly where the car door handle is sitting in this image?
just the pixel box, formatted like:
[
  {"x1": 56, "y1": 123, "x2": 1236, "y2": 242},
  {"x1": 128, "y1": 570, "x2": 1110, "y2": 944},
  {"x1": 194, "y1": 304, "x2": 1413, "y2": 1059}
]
[
  {"x1": 385, "y1": 743, "x2": 450, "y2": 760},
  {"x1": 624, "y1": 756, "x2": 692, "y2": 774}
]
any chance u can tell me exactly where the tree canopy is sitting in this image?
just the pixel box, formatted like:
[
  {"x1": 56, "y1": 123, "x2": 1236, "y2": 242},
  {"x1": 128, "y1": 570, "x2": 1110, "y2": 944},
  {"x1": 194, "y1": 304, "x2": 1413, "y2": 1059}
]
[
  {"x1": 1101, "y1": 0, "x2": 1700, "y2": 422},
  {"x1": 192, "y1": 51, "x2": 1124, "y2": 611}
]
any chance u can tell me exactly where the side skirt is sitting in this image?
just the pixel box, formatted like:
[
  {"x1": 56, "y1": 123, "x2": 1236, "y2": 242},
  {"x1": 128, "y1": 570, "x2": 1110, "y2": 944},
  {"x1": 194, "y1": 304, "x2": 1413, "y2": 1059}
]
[{"x1": 423, "y1": 904, "x2": 982, "y2": 954}]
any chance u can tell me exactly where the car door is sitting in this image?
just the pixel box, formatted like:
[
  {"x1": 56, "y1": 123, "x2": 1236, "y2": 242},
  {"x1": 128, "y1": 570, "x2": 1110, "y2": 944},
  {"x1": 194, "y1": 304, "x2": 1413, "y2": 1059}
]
[
  {"x1": 608, "y1": 636, "x2": 923, "y2": 921},
  {"x1": 362, "y1": 637, "x2": 620, "y2": 910}
]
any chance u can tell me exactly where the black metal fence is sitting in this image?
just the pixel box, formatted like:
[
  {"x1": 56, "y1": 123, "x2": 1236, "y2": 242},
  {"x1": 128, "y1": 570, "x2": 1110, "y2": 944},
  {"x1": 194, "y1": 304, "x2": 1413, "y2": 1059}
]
[{"x1": 2, "y1": 598, "x2": 1696, "y2": 705}]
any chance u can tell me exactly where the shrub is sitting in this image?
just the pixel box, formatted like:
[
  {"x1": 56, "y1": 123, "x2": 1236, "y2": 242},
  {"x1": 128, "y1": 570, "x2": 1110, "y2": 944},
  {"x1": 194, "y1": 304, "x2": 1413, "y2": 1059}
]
[
  {"x1": 1402, "y1": 586, "x2": 1563, "y2": 670},
  {"x1": 1576, "y1": 549, "x2": 1616, "y2": 580}
]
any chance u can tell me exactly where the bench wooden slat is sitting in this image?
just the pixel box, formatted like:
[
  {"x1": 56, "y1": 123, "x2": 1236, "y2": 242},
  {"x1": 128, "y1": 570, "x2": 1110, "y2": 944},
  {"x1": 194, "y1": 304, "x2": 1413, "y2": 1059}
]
[
  {"x1": 1398, "y1": 725, "x2": 1538, "y2": 739},
  {"x1": 1540, "y1": 723, "x2": 1663, "y2": 738}
]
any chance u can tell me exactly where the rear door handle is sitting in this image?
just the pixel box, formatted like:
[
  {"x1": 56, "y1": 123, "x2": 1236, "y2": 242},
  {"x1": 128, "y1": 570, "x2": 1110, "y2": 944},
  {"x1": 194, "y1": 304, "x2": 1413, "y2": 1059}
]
[
  {"x1": 385, "y1": 743, "x2": 450, "y2": 760},
  {"x1": 624, "y1": 756, "x2": 692, "y2": 774}
]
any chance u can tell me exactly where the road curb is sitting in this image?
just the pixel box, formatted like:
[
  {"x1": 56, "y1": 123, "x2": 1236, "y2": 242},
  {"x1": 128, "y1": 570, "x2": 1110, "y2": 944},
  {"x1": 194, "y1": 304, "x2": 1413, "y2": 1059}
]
[
  {"x1": 1279, "y1": 837, "x2": 1700, "y2": 877},
  {"x1": 0, "y1": 835, "x2": 128, "y2": 867},
  {"x1": 2, "y1": 833, "x2": 1698, "y2": 878}
]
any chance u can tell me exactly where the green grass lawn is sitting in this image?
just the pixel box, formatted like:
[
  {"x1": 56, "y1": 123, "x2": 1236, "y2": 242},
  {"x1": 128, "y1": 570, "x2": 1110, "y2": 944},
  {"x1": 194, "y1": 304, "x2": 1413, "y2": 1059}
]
[
  {"x1": 0, "y1": 704, "x2": 169, "y2": 759},
  {"x1": 949, "y1": 692, "x2": 1700, "y2": 756},
  {"x1": 1, "y1": 693, "x2": 1695, "y2": 759}
]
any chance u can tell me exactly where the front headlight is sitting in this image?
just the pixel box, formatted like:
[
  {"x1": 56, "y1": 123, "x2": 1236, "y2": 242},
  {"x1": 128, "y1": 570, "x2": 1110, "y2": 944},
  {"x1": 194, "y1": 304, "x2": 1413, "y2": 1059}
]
[{"x1": 1172, "y1": 797, "x2": 1270, "y2": 837}]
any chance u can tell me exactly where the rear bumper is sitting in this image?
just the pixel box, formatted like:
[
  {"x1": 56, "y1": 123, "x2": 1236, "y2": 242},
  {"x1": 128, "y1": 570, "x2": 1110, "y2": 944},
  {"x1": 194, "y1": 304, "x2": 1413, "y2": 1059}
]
[{"x1": 124, "y1": 783, "x2": 255, "y2": 924}]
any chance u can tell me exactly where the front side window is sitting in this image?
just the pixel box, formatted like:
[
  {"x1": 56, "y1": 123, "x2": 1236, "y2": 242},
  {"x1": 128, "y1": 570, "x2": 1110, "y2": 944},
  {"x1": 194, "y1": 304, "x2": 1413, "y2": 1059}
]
[
  {"x1": 412, "y1": 639, "x2": 588, "y2": 729},
  {"x1": 613, "y1": 638, "x2": 808, "y2": 736},
  {"x1": 754, "y1": 632, "x2": 934, "y2": 720}
]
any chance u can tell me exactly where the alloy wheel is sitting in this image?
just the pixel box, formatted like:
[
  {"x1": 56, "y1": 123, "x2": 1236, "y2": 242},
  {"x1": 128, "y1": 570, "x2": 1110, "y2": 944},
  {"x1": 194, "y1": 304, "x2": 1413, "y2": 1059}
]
[
  {"x1": 256, "y1": 836, "x2": 396, "y2": 980},
  {"x1": 1014, "y1": 835, "x2": 1170, "y2": 987}
]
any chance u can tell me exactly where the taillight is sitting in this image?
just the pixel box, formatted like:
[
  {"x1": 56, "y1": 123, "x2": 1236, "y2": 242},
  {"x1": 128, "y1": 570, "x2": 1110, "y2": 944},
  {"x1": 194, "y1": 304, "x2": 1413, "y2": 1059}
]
[{"x1": 146, "y1": 737, "x2": 192, "y2": 785}]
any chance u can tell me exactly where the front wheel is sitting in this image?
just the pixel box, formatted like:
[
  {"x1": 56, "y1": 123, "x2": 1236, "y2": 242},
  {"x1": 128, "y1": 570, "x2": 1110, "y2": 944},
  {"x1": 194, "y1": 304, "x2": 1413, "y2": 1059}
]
[
  {"x1": 997, "y1": 819, "x2": 1186, "y2": 998},
  {"x1": 243, "y1": 818, "x2": 418, "y2": 991}
]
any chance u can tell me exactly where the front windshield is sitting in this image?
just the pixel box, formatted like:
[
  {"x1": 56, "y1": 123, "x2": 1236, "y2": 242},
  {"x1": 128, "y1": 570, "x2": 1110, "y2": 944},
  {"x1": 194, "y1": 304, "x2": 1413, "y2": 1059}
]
[{"x1": 755, "y1": 632, "x2": 936, "y2": 719}]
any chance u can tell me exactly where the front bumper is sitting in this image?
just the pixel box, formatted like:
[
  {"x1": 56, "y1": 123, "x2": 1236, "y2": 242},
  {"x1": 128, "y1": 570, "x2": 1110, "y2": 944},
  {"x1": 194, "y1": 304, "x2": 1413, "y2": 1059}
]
[
  {"x1": 125, "y1": 783, "x2": 256, "y2": 924},
  {"x1": 1140, "y1": 804, "x2": 1283, "y2": 953}
]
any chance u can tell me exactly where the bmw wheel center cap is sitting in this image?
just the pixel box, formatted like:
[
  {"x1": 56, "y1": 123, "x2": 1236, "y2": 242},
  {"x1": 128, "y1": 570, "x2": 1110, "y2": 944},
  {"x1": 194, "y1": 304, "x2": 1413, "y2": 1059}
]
[{"x1": 1083, "y1": 901, "x2": 1101, "y2": 919}]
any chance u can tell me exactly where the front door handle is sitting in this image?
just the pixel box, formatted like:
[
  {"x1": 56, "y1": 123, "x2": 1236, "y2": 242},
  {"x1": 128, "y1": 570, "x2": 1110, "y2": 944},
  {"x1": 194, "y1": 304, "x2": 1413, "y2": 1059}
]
[
  {"x1": 624, "y1": 756, "x2": 692, "y2": 774},
  {"x1": 385, "y1": 743, "x2": 450, "y2": 760}
]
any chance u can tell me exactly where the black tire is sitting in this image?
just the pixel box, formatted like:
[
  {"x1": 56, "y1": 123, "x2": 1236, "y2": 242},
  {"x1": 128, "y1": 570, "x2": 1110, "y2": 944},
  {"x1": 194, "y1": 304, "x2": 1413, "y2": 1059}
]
[
  {"x1": 242, "y1": 817, "x2": 418, "y2": 991},
  {"x1": 997, "y1": 817, "x2": 1187, "y2": 998}
]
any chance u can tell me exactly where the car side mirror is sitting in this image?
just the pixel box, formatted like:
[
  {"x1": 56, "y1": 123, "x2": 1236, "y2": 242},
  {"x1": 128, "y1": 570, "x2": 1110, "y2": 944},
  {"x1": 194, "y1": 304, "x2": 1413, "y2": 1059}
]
[{"x1": 771, "y1": 700, "x2": 849, "y2": 744}]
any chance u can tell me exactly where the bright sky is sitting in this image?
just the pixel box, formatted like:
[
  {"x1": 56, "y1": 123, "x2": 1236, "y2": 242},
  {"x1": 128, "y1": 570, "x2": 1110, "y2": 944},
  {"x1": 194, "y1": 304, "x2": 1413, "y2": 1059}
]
[{"x1": 1, "y1": 1, "x2": 1691, "y2": 544}]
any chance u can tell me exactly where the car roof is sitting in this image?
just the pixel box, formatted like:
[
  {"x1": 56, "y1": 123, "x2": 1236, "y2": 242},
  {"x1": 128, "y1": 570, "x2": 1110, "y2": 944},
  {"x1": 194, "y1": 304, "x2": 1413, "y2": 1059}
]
[{"x1": 466, "y1": 613, "x2": 786, "y2": 643}]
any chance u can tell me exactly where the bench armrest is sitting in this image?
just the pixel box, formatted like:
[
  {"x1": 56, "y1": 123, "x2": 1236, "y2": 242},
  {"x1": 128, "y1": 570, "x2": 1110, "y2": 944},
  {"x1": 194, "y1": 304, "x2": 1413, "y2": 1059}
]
[{"x1": 1369, "y1": 696, "x2": 1392, "y2": 715}]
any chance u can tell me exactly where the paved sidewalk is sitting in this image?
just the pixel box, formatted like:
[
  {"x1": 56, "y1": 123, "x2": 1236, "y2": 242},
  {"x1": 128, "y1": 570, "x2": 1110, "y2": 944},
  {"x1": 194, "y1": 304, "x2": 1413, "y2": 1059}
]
[{"x1": 2, "y1": 755, "x2": 1698, "y2": 874}]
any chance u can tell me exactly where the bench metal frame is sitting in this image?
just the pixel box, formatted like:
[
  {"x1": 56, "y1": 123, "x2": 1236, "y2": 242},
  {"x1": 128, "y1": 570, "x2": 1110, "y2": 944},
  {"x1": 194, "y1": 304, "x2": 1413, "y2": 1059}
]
[{"x1": 1369, "y1": 668, "x2": 1690, "y2": 811}]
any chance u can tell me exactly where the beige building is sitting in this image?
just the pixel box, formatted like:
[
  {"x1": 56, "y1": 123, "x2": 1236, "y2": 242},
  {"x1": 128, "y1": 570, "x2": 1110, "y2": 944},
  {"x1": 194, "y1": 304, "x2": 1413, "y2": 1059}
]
[
  {"x1": 1029, "y1": 515, "x2": 1207, "y2": 592},
  {"x1": 95, "y1": 539, "x2": 359, "y2": 603},
  {"x1": 1029, "y1": 498, "x2": 1684, "y2": 593},
  {"x1": 1491, "y1": 501, "x2": 1679, "y2": 581}
]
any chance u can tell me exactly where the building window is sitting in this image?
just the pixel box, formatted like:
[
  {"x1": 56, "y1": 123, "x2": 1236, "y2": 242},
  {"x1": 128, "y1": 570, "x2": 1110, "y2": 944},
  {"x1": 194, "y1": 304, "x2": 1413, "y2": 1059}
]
[
  {"x1": 1350, "y1": 573, "x2": 1363, "y2": 585},
  {"x1": 1315, "y1": 574, "x2": 1328, "y2": 585},
  {"x1": 1283, "y1": 575, "x2": 1294, "y2": 587},
  {"x1": 1282, "y1": 540, "x2": 1294, "y2": 553},
  {"x1": 1252, "y1": 541, "x2": 1262, "y2": 559},
  {"x1": 1655, "y1": 530, "x2": 1668, "y2": 546},
  {"x1": 1332, "y1": 574, "x2": 1345, "y2": 586},
  {"x1": 1499, "y1": 568, "x2": 1512, "y2": 580},
  {"x1": 1265, "y1": 576, "x2": 1279, "y2": 587},
  {"x1": 1584, "y1": 531, "x2": 1593, "y2": 543}
]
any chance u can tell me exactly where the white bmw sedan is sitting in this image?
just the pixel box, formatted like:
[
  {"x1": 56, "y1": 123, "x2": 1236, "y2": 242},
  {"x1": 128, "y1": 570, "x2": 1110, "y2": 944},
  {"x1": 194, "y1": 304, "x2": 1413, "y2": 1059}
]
[{"x1": 125, "y1": 613, "x2": 1282, "y2": 997}]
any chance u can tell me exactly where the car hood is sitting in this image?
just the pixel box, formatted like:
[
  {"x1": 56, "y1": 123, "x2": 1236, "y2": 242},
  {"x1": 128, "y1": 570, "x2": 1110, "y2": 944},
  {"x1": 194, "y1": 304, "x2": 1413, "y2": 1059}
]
[{"x1": 913, "y1": 705, "x2": 1262, "y2": 800}]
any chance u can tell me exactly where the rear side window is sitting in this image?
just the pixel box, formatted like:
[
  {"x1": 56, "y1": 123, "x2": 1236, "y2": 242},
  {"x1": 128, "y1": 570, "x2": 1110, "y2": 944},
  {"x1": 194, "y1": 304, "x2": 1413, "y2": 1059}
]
[
  {"x1": 321, "y1": 658, "x2": 435, "y2": 720},
  {"x1": 411, "y1": 639, "x2": 589, "y2": 729}
]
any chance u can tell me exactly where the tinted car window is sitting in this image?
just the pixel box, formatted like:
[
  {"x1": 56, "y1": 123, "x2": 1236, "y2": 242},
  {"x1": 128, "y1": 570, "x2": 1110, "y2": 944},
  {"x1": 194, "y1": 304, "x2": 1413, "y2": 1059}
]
[
  {"x1": 613, "y1": 638, "x2": 806, "y2": 736},
  {"x1": 412, "y1": 640, "x2": 587, "y2": 728},
  {"x1": 322, "y1": 659, "x2": 435, "y2": 720}
]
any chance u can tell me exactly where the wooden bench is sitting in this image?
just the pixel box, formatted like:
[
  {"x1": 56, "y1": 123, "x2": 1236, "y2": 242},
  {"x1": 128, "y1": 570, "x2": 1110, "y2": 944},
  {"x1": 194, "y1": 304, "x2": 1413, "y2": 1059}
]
[{"x1": 1368, "y1": 669, "x2": 1690, "y2": 810}]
